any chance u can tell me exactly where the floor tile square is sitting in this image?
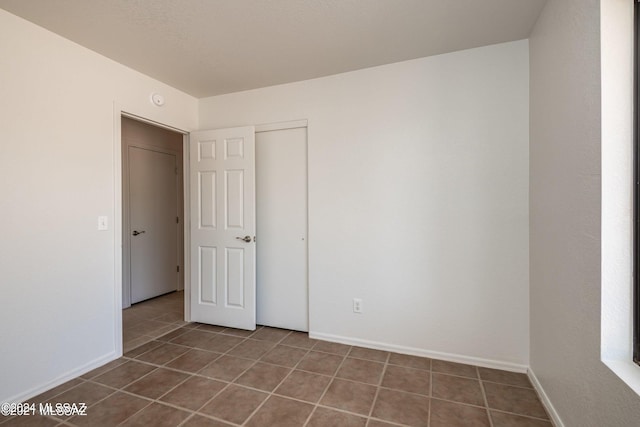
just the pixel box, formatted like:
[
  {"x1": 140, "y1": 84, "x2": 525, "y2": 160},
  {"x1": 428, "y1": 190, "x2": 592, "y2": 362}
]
[
  {"x1": 306, "y1": 407, "x2": 367, "y2": 427},
  {"x1": 92, "y1": 361, "x2": 156, "y2": 389},
  {"x1": 432, "y1": 360, "x2": 478, "y2": 379},
  {"x1": 336, "y1": 357, "x2": 385, "y2": 385},
  {"x1": 430, "y1": 398, "x2": 490, "y2": 427},
  {"x1": 198, "y1": 355, "x2": 254, "y2": 381},
  {"x1": 1, "y1": 416, "x2": 59, "y2": 426},
  {"x1": 221, "y1": 327, "x2": 255, "y2": 337},
  {"x1": 479, "y1": 368, "x2": 532, "y2": 388},
  {"x1": 48, "y1": 381, "x2": 114, "y2": 407},
  {"x1": 198, "y1": 334, "x2": 244, "y2": 353},
  {"x1": 159, "y1": 376, "x2": 226, "y2": 411},
  {"x1": 166, "y1": 349, "x2": 220, "y2": 372},
  {"x1": 313, "y1": 341, "x2": 351, "y2": 356},
  {"x1": 227, "y1": 339, "x2": 275, "y2": 359},
  {"x1": 196, "y1": 324, "x2": 226, "y2": 333},
  {"x1": 297, "y1": 351, "x2": 344, "y2": 376},
  {"x1": 234, "y1": 362, "x2": 291, "y2": 391},
  {"x1": 124, "y1": 368, "x2": 189, "y2": 399},
  {"x1": 156, "y1": 327, "x2": 190, "y2": 342},
  {"x1": 170, "y1": 330, "x2": 216, "y2": 349},
  {"x1": 260, "y1": 345, "x2": 308, "y2": 367},
  {"x1": 388, "y1": 353, "x2": 431, "y2": 371},
  {"x1": 119, "y1": 402, "x2": 190, "y2": 427},
  {"x1": 312, "y1": 340, "x2": 351, "y2": 355},
  {"x1": 245, "y1": 395, "x2": 314, "y2": 427},
  {"x1": 381, "y1": 364, "x2": 430, "y2": 395},
  {"x1": 30, "y1": 378, "x2": 84, "y2": 403},
  {"x1": 280, "y1": 331, "x2": 317, "y2": 349},
  {"x1": 250, "y1": 326, "x2": 291, "y2": 342},
  {"x1": 483, "y1": 382, "x2": 548, "y2": 419},
  {"x1": 432, "y1": 373, "x2": 484, "y2": 406},
  {"x1": 181, "y1": 415, "x2": 234, "y2": 426},
  {"x1": 81, "y1": 360, "x2": 127, "y2": 380},
  {"x1": 490, "y1": 411, "x2": 554, "y2": 427},
  {"x1": 348, "y1": 346, "x2": 389, "y2": 362},
  {"x1": 136, "y1": 343, "x2": 190, "y2": 365},
  {"x1": 69, "y1": 391, "x2": 150, "y2": 426},
  {"x1": 320, "y1": 378, "x2": 377, "y2": 415},
  {"x1": 371, "y1": 388, "x2": 429, "y2": 427},
  {"x1": 199, "y1": 385, "x2": 268, "y2": 425},
  {"x1": 124, "y1": 340, "x2": 164, "y2": 358},
  {"x1": 274, "y1": 370, "x2": 331, "y2": 403},
  {"x1": 367, "y1": 420, "x2": 399, "y2": 427}
]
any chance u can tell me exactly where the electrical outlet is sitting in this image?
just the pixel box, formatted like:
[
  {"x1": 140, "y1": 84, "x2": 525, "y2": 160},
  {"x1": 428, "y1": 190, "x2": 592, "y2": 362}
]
[{"x1": 353, "y1": 298, "x2": 363, "y2": 314}]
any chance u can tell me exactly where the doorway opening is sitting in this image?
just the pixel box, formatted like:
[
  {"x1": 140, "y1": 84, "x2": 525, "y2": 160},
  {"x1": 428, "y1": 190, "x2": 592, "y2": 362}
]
[
  {"x1": 121, "y1": 115, "x2": 188, "y2": 352},
  {"x1": 114, "y1": 114, "x2": 309, "y2": 354}
]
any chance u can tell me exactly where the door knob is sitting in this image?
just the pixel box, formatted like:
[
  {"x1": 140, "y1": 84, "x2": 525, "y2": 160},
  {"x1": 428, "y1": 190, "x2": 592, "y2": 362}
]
[
  {"x1": 235, "y1": 235, "x2": 252, "y2": 243},
  {"x1": 132, "y1": 230, "x2": 146, "y2": 236}
]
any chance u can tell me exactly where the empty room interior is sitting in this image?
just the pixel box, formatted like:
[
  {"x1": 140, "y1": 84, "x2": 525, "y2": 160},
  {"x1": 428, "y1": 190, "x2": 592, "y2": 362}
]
[{"x1": 1, "y1": 0, "x2": 639, "y2": 426}]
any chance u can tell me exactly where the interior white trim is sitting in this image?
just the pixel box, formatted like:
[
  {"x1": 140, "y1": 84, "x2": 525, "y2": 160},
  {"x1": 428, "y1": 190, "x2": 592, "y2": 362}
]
[
  {"x1": 309, "y1": 331, "x2": 528, "y2": 373},
  {"x1": 121, "y1": 111, "x2": 189, "y2": 135},
  {"x1": 528, "y1": 367, "x2": 564, "y2": 427},
  {"x1": 6, "y1": 351, "x2": 118, "y2": 404},
  {"x1": 183, "y1": 137, "x2": 191, "y2": 322},
  {"x1": 113, "y1": 103, "x2": 124, "y2": 357},
  {"x1": 255, "y1": 119, "x2": 308, "y2": 133}
]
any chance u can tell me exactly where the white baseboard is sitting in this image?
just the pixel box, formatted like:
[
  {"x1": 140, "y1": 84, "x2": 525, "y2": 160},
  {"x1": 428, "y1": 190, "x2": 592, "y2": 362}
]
[
  {"x1": 4, "y1": 351, "x2": 119, "y2": 404},
  {"x1": 527, "y1": 367, "x2": 564, "y2": 427},
  {"x1": 309, "y1": 331, "x2": 528, "y2": 373}
]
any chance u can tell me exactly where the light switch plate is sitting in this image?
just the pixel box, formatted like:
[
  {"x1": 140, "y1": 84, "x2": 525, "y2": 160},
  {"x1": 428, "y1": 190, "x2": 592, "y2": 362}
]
[{"x1": 98, "y1": 216, "x2": 108, "y2": 231}]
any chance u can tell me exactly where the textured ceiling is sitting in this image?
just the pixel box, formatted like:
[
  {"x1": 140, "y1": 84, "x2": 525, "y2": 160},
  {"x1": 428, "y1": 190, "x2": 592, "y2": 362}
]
[{"x1": 0, "y1": 0, "x2": 546, "y2": 97}]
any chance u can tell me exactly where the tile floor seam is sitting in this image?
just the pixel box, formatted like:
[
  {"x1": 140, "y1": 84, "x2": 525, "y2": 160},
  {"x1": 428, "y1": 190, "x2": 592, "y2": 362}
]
[
  {"x1": 366, "y1": 350, "x2": 390, "y2": 419},
  {"x1": 478, "y1": 368, "x2": 495, "y2": 427},
  {"x1": 480, "y1": 378, "x2": 534, "y2": 389},
  {"x1": 190, "y1": 380, "x2": 238, "y2": 421},
  {"x1": 88, "y1": 384, "x2": 207, "y2": 426},
  {"x1": 174, "y1": 410, "x2": 197, "y2": 427},
  {"x1": 430, "y1": 369, "x2": 490, "y2": 382},
  {"x1": 427, "y1": 359, "x2": 433, "y2": 427},
  {"x1": 193, "y1": 409, "x2": 244, "y2": 426},
  {"x1": 314, "y1": 403, "x2": 379, "y2": 421},
  {"x1": 488, "y1": 408, "x2": 554, "y2": 422},
  {"x1": 305, "y1": 348, "x2": 351, "y2": 426},
  {"x1": 240, "y1": 336, "x2": 315, "y2": 426},
  {"x1": 106, "y1": 395, "x2": 154, "y2": 427}
]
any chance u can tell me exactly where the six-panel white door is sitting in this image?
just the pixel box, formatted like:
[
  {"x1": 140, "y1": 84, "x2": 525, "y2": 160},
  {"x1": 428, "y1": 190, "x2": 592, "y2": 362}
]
[{"x1": 189, "y1": 126, "x2": 256, "y2": 330}]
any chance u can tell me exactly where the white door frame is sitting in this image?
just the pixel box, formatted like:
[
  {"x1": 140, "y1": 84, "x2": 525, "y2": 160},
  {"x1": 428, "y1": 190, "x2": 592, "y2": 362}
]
[{"x1": 113, "y1": 105, "x2": 191, "y2": 357}]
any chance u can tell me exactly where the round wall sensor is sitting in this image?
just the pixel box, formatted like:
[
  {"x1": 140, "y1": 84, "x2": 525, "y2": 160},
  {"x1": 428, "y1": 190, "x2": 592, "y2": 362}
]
[{"x1": 150, "y1": 93, "x2": 165, "y2": 106}]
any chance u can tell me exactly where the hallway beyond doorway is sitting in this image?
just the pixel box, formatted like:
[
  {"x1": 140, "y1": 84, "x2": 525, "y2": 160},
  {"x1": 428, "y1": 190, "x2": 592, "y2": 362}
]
[{"x1": 123, "y1": 291, "x2": 185, "y2": 352}]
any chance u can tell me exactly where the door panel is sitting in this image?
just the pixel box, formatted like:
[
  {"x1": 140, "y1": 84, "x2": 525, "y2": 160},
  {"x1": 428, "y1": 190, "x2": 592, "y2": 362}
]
[
  {"x1": 129, "y1": 147, "x2": 178, "y2": 303},
  {"x1": 190, "y1": 126, "x2": 256, "y2": 330},
  {"x1": 256, "y1": 127, "x2": 308, "y2": 331}
]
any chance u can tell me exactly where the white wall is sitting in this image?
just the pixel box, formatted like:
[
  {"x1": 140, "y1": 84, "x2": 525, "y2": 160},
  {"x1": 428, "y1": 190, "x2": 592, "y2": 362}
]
[
  {"x1": 199, "y1": 41, "x2": 530, "y2": 368},
  {"x1": 530, "y1": 0, "x2": 640, "y2": 425},
  {"x1": 0, "y1": 9, "x2": 197, "y2": 402}
]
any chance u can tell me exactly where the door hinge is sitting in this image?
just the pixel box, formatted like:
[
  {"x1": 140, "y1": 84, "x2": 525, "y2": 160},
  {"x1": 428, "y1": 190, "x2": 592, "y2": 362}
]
[
  {"x1": 177, "y1": 265, "x2": 180, "y2": 273},
  {"x1": 175, "y1": 167, "x2": 178, "y2": 175},
  {"x1": 176, "y1": 216, "x2": 179, "y2": 224}
]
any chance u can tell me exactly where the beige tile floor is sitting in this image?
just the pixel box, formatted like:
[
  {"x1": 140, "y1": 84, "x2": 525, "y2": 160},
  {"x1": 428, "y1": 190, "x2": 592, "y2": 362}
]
[
  {"x1": 2, "y1": 292, "x2": 553, "y2": 426},
  {"x1": 122, "y1": 291, "x2": 186, "y2": 353}
]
